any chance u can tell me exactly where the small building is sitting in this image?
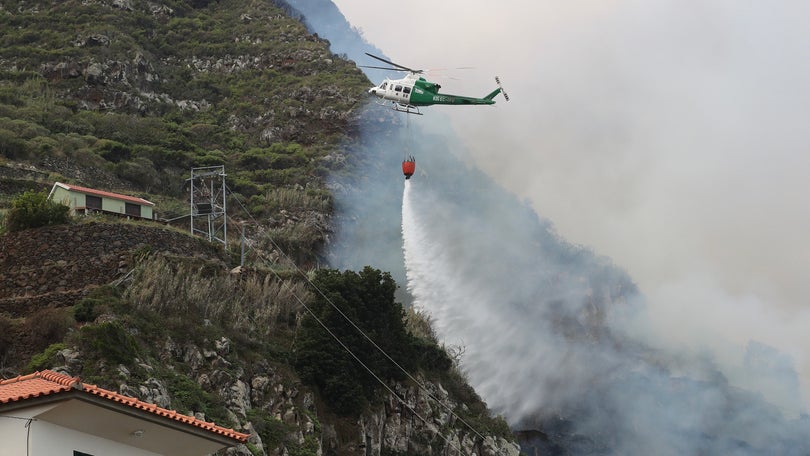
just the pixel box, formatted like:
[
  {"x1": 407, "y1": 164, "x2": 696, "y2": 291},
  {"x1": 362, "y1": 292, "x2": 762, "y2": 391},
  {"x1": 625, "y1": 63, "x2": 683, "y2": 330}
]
[
  {"x1": 48, "y1": 182, "x2": 155, "y2": 220},
  {"x1": 0, "y1": 370, "x2": 249, "y2": 456}
]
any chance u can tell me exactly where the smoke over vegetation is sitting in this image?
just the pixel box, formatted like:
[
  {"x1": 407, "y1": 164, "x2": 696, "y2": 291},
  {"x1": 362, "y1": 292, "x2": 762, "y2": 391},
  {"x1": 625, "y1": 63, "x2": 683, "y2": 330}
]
[
  {"x1": 288, "y1": 0, "x2": 810, "y2": 453},
  {"x1": 401, "y1": 173, "x2": 809, "y2": 453},
  {"x1": 327, "y1": 0, "x2": 810, "y2": 408}
]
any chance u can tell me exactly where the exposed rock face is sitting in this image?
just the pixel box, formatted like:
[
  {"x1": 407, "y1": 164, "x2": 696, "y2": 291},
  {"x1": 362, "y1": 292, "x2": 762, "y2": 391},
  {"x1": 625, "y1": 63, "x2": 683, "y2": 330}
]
[
  {"x1": 359, "y1": 380, "x2": 520, "y2": 456},
  {"x1": 52, "y1": 336, "x2": 519, "y2": 456}
]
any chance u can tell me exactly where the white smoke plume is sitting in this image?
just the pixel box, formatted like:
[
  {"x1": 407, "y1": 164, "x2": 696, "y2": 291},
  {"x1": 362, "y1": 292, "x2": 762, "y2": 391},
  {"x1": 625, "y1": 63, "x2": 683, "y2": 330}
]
[
  {"x1": 401, "y1": 171, "x2": 809, "y2": 453},
  {"x1": 287, "y1": 0, "x2": 810, "y2": 452},
  {"x1": 328, "y1": 0, "x2": 810, "y2": 412}
]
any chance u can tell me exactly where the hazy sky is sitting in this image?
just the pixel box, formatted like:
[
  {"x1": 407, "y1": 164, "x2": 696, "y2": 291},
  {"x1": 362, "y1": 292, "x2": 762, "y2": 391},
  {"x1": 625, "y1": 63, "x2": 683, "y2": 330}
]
[{"x1": 332, "y1": 0, "x2": 810, "y2": 406}]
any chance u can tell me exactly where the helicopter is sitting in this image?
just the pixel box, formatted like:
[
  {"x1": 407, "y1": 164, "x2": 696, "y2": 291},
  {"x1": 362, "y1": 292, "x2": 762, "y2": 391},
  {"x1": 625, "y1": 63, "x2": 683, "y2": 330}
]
[{"x1": 362, "y1": 53, "x2": 509, "y2": 115}]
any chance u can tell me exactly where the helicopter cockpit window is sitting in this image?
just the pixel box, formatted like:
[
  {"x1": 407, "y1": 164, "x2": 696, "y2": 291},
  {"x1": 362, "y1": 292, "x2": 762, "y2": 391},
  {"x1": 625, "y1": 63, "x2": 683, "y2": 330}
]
[
  {"x1": 381, "y1": 82, "x2": 387, "y2": 89},
  {"x1": 403, "y1": 86, "x2": 411, "y2": 94},
  {"x1": 395, "y1": 85, "x2": 402, "y2": 92}
]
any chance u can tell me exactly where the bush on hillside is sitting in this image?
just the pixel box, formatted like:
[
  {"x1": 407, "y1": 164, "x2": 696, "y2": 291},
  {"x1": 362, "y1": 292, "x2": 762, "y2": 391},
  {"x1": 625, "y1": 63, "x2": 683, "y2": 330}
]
[
  {"x1": 293, "y1": 266, "x2": 447, "y2": 416},
  {"x1": 4, "y1": 190, "x2": 70, "y2": 232},
  {"x1": 0, "y1": 316, "x2": 16, "y2": 363},
  {"x1": 25, "y1": 308, "x2": 74, "y2": 353}
]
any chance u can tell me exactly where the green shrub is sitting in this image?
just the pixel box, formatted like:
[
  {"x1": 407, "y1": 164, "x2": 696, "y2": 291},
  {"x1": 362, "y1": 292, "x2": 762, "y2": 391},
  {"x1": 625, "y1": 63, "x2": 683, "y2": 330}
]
[
  {"x1": 247, "y1": 408, "x2": 290, "y2": 449},
  {"x1": 73, "y1": 299, "x2": 99, "y2": 323},
  {"x1": 0, "y1": 128, "x2": 32, "y2": 159},
  {"x1": 77, "y1": 322, "x2": 139, "y2": 365},
  {"x1": 27, "y1": 342, "x2": 68, "y2": 372},
  {"x1": 167, "y1": 373, "x2": 231, "y2": 426},
  {"x1": 4, "y1": 190, "x2": 71, "y2": 232},
  {"x1": 294, "y1": 267, "x2": 421, "y2": 416},
  {"x1": 0, "y1": 316, "x2": 17, "y2": 361},
  {"x1": 114, "y1": 157, "x2": 159, "y2": 190},
  {"x1": 73, "y1": 285, "x2": 122, "y2": 323},
  {"x1": 94, "y1": 138, "x2": 132, "y2": 163},
  {"x1": 25, "y1": 307, "x2": 74, "y2": 352}
]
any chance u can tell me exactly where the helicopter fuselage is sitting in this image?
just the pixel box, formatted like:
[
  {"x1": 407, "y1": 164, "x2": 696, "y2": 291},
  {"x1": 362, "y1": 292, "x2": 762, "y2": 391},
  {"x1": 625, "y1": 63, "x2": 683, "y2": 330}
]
[{"x1": 368, "y1": 73, "x2": 500, "y2": 109}]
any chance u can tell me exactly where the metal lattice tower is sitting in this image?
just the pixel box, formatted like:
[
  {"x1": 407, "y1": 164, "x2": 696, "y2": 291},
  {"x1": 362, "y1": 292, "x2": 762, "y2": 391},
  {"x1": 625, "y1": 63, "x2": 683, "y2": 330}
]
[{"x1": 190, "y1": 166, "x2": 227, "y2": 248}]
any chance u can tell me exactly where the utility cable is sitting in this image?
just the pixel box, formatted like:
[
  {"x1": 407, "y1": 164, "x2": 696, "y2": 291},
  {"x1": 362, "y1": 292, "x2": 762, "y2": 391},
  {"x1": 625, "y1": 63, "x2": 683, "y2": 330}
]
[
  {"x1": 220, "y1": 198, "x2": 468, "y2": 453},
  {"x1": 0, "y1": 416, "x2": 36, "y2": 456},
  {"x1": 26, "y1": 418, "x2": 33, "y2": 456},
  {"x1": 253, "y1": 248, "x2": 468, "y2": 456},
  {"x1": 223, "y1": 183, "x2": 512, "y2": 454}
]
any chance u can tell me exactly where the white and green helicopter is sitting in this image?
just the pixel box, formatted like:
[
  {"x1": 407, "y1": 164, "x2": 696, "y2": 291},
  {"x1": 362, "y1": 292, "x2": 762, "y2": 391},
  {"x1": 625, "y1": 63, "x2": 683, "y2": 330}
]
[{"x1": 362, "y1": 53, "x2": 509, "y2": 115}]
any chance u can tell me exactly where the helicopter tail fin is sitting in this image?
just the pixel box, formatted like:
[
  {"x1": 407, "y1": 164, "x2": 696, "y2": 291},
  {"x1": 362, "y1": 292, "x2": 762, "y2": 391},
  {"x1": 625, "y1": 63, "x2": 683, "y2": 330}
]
[
  {"x1": 484, "y1": 87, "x2": 502, "y2": 101},
  {"x1": 484, "y1": 76, "x2": 510, "y2": 102}
]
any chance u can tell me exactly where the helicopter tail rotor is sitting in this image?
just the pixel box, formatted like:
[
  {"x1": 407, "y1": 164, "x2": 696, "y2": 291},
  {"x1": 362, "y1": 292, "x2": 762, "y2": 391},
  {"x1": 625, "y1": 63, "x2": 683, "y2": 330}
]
[{"x1": 495, "y1": 76, "x2": 510, "y2": 102}]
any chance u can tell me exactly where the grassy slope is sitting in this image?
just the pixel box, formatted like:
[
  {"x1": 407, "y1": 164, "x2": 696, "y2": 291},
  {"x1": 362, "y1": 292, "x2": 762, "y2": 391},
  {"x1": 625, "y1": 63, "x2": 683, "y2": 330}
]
[{"x1": 0, "y1": 0, "x2": 369, "y2": 262}]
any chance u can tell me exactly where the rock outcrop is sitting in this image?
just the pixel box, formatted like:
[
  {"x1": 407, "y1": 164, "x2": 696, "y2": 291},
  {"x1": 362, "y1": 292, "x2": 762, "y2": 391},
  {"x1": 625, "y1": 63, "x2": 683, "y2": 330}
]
[{"x1": 48, "y1": 332, "x2": 520, "y2": 456}]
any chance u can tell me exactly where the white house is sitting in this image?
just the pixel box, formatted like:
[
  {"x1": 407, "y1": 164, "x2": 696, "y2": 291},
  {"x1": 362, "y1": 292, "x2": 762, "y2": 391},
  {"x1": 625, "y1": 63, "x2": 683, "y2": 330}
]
[
  {"x1": 48, "y1": 182, "x2": 155, "y2": 219},
  {"x1": 0, "y1": 370, "x2": 248, "y2": 456}
]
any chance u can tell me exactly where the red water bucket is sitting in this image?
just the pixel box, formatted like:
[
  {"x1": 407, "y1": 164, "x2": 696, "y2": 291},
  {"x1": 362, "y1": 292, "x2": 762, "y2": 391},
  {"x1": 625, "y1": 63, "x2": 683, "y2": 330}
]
[{"x1": 402, "y1": 158, "x2": 416, "y2": 179}]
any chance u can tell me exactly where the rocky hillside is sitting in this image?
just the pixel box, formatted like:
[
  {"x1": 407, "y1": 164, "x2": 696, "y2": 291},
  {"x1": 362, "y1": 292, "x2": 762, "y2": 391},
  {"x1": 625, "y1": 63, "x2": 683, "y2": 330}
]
[
  {"x1": 0, "y1": 0, "x2": 520, "y2": 455},
  {"x1": 0, "y1": 220, "x2": 519, "y2": 456}
]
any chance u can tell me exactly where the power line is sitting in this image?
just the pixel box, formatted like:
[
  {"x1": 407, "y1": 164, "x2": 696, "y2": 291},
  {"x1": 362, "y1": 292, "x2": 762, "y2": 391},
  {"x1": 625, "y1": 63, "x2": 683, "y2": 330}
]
[{"x1": 224, "y1": 183, "x2": 513, "y2": 455}]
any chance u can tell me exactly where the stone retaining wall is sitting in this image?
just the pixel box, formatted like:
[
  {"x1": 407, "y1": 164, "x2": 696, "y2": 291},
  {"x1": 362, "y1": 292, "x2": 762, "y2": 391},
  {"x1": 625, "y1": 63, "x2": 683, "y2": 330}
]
[{"x1": 0, "y1": 221, "x2": 227, "y2": 317}]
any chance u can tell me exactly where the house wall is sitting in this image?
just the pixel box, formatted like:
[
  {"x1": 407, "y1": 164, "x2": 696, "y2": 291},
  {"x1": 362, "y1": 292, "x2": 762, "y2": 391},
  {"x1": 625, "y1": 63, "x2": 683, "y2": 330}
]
[
  {"x1": 98, "y1": 195, "x2": 152, "y2": 219},
  {"x1": 98, "y1": 196, "x2": 154, "y2": 219},
  {"x1": 100, "y1": 196, "x2": 126, "y2": 215},
  {"x1": 49, "y1": 187, "x2": 154, "y2": 219},
  {"x1": 49, "y1": 186, "x2": 78, "y2": 215},
  {"x1": 31, "y1": 420, "x2": 160, "y2": 456},
  {"x1": 1, "y1": 405, "x2": 57, "y2": 455},
  {"x1": 0, "y1": 409, "x2": 35, "y2": 455}
]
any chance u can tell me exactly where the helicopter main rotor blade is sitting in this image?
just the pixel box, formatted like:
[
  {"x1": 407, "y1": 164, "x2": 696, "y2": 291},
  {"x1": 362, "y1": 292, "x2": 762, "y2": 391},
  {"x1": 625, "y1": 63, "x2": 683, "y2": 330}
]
[
  {"x1": 359, "y1": 65, "x2": 408, "y2": 71},
  {"x1": 365, "y1": 52, "x2": 422, "y2": 74}
]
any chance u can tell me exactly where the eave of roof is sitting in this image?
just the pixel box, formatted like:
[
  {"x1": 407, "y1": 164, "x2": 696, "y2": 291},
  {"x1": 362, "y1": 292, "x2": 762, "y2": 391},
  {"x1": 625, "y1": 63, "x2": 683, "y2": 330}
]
[
  {"x1": 52, "y1": 182, "x2": 155, "y2": 207},
  {"x1": 0, "y1": 370, "x2": 248, "y2": 443}
]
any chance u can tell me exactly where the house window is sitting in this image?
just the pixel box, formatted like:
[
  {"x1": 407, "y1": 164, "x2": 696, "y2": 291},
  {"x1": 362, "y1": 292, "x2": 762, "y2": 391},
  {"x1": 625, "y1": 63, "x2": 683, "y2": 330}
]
[
  {"x1": 125, "y1": 202, "x2": 141, "y2": 217},
  {"x1": 85, "y1": 195, "x2": 102, "y2": 210}
]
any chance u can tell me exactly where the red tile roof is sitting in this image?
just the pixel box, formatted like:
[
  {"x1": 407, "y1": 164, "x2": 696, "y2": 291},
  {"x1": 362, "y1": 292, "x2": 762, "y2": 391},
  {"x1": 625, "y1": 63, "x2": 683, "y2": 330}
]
[
  {"x1": 53, "y1": 182, "x2": 155, "y2": 206},
  {"x1": 0, "y1": 370, "x2": 248, "y2": 443}
]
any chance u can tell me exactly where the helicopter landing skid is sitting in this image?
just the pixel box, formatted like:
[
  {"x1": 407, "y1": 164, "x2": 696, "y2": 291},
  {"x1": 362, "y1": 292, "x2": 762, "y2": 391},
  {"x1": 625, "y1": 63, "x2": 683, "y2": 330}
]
[{"x1": 393, "y1": 103, "x2": 422, "y2": 115}]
